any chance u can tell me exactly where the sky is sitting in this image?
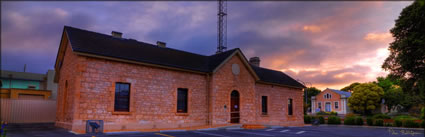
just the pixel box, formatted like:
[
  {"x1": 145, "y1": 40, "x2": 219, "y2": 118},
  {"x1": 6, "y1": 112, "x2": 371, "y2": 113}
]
[{"x1": 1, "y1": 1, "x2": 412, "y2": 90}]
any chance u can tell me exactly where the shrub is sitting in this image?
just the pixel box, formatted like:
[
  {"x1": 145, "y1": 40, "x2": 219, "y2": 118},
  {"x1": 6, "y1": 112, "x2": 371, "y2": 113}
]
[
  {"x1": 394, "y1": 115, "x2": 415, "y2": 121},
  {"x1": 318, "y1": 116, "x2": 325, "y2": 124},
  {"x1": 344, "y1": 117, "x2": 356, "y2": 125},
  {"x1": 374, "y1": 119, "x2": 384, "y2": 126},
  {"x1": 404, "y1": 119, "x2": 420, "y2": 128},
  {"x1": 373, "y1": 114, "x2": 391, "y2": 119},
  {"x1": 345, "y1": 113, "x2": 359, "y2": 118},
  {"x1": 354, "y1": 117, "x2": 364, "y2": 125},
  {"x1": 327, "y1": 116, "x2": 341, "y2": 124},
  {"x1": 421, "y1": 108, "x2": 425, "y2": 120},
  {"x1": 421, "y1": 120, "x2": 425, "y2": 128},
  {"x1": 316, "y1": 111, "x2": 338, "y2": 116},
  {"x1": 304, "y1": 115, "x2": 312, "y2": 124},
  {"x1": 394, "y1": 119, "x2": 403, "y2": 127},
  {"x1": 366, "y1": 117, "x2": 374, "y2": 126},
  {"x1": 384, "y1": 123, "x2": 393, "y2": 127}
]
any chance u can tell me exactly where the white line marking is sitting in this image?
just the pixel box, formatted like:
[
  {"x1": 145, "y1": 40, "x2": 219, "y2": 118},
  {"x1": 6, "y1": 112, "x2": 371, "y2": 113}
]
[
  {"x1": 296, "y1": 131, "x2": 305, "y2": 134},
  {"x1": 193, "y1": 131, "x2": 230, "y2": 137},
  {"x1": 228, "y1": 131, "x2": 275, "y2": 136},
  {"x1": 280, "y1": 130, "x2": 289, "y2": 132},
  {"x1": 265, "y1": 129, "x2": 275, "y2": 131}
]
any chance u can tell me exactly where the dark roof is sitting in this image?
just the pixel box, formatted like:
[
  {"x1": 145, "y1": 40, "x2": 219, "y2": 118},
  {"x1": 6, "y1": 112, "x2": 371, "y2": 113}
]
[
  {"x1": 328, "y1": 88, "x2": 352, "y2": 97},
  {"x1": 63, "y1": 26, "x2": 305, "y2": 88},
  {"x1": 251, "y1": 65, "x2": 306, "y2": 88}
]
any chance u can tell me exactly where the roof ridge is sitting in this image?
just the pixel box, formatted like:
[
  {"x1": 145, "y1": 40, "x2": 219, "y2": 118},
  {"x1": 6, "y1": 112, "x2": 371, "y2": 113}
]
[{"x1": 64, "y1": 25, "x2": 208, "y2": 58}]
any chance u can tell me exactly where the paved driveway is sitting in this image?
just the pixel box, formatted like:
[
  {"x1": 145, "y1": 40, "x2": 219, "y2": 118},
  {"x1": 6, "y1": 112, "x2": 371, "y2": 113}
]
[{"x1": 5, "y1": 123, "x2": 424, "y2": 137}]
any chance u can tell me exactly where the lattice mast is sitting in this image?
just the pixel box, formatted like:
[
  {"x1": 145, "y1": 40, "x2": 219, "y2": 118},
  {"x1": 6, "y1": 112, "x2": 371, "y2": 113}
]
[{"x1": 216, "y1": 0, "x2": 227, "y2": 54}]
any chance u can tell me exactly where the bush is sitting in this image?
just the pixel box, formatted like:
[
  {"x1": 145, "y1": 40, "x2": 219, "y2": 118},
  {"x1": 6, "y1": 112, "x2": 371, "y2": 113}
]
[
  {"x1": 394, "y1": 115, "x2": 415, "y2": 121},
  {"x1": 394, "y1": 119, "x2": 403, "y2": 127},
  {"x1": 304, "y1": 115, "x2": 312, "y2": 124},
  {"x1": 345, "y1": 113, "x2": 359, "y2": 118},
  {"x1": 344, "y1": 117, "x2": 356, "y2": 125},
  {"x1": 374, "y1": 119, "x2": 384, "y2": 126},
  {"x1": 421, "y1": 120, "x2": 425, "y2": 128},
  {"x1": 421, "y1": 108, "x2": 425, "y2": 120},
  {"x1": 354, "y1": 117, "x2": 364, "y2": 125},
  {"x1": 316, "y1": 111, "x2": 338, "y2": 116},
  {"x1": 404, "y1": 119, "x2": 420, "y2": 128},
  {"x1": 373, "y1": 114, "x2": 391, "y2": 119},
  {"x1": 366, "y1": 117, "x2": 374, "y2": 126},
  {"x1": 327, "y1": 116, "x2": 341, "y2": 124},
  {"x1": 384, "y1": 123, "x2": 393, "y2": 127},
  {"x1": 318, "y1": 116, "x2": 325, "y2": 124}
]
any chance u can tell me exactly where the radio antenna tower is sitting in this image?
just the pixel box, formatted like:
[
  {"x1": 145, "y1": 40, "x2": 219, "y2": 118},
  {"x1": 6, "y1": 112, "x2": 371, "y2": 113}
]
[{"x1": 216, "y1": 0, "x2": 227, "y2": 54}]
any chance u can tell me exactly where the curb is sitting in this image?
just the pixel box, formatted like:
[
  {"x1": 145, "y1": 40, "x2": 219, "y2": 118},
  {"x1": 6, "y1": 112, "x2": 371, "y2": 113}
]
[
  {"x1": 159, "y1": 129, "x2": 187, "y2": 133},
  {"x1": 318, "y1": 124, "x2": 425, "y2": 130},
  {"x1": 105, "y1": 131, "x2": 142, "y2": 134},
  {"x1": 196, "y1": 128, "x2": 219, "y2": 131}
]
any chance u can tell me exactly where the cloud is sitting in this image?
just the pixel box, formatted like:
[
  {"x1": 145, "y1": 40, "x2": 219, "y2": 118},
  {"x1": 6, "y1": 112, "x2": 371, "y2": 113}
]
[{"x1": 0, "y1": 1, "x2": 411, "y2": 89}]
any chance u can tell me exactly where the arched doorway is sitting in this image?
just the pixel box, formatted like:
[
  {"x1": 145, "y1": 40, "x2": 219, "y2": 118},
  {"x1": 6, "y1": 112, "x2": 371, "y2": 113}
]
[{"x1": 230, "y1": 90, "x2": 240, "y2": 123}]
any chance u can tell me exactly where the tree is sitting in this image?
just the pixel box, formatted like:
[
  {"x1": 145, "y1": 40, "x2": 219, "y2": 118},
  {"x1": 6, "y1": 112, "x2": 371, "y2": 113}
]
[
  {"x1": 303, "y1": 87, "x2": 321, "y2": 114},
  {"x1": 348, "y1": 83, "x2": 384, "y2": 115},
  {"x1": 341, "y1": 82, "x2": 361, "y2": 91},
  {"x1": 383, "y1": 86, "x2": 404, "y2": 111},
  {"x1": 382, "y1": 0, "x2": 425, "y2": 85}
]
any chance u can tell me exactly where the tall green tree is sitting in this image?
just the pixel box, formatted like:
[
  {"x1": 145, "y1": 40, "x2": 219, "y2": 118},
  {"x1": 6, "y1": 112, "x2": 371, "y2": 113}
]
[
  {"x1": 303, "y1": 87, "x2": 321, "y2": 114},
  {"x1": 382, "y1": 0, "x2": 425, "y2": 86},
  {"x1": 348, "y1": 83, "x2": 384, "y2": 115},
  {"x1": 341, "y1": 82, "x2": 361, "y2": 91}
]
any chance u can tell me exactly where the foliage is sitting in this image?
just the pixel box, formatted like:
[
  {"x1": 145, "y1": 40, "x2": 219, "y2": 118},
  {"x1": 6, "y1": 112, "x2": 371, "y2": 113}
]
[
  {"x1": 348, "y1": 83, "x2": 384, "y2": 115},
  {"x1": 316, "y1": 111, "x2": 337, "y2": 116},
  {"x1": 395, "y1": 119, "x2": 403, "y2": 127},
  {"x1": 304, "y1": 87, "x2": 321, "y2": 105},
  {"x1": 341, "y1": 82, "x2": 361, "y2": 92},
  {"x1": 372, "y1": 114, "x2": 391, "y2": 119},
  {"x1": 345, "y1": 113, "x2": 360, "y2": 118},
  {"x1": 384, "y1": 123, "x2": 393, "y2": 127},
  {"x1": 304, "y1": 115, "x2": 312, "y2": 124},
  {"x1": 382, "y1": 0, "x2": 425, "y2": 111},
  {"x1": 318, "y1": 116, "x2": 325, "y2": 124},
  {"x1": 327, "y1": 116, "x2": 341, "y2": 124},
  {"x1": 366, "y1": 117, "x2": 374, "y2": 126},
  {"x1": 383, "y1": 87, "x2": 404, "y2": 111},
  {"x1": 374, "y1": 119, "x2": 384, "y2": 126},
  {"x1": 394, "y1": 115, "x2": 417, "y2": 121},
  {"x1": 421, "y1": 120, "x2": 425, "y2": 128},
  {"x1": 404, "y1": 119, "x2": 420, "y2": 128},
  {"x1": 344, "y1": 117, "x2": 356, "y2": 125},
  {"x1": 355, "y1": 117, "x2": 364, "y2": 125},
  {"x1": 421, "y1": 107, "x2": 425, "y2": 119}
]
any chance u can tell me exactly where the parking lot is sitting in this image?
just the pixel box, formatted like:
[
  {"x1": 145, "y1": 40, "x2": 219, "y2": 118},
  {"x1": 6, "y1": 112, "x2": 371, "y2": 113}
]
[{"x1": 5, "y1": 123, "x2": 424, "y2": 137}]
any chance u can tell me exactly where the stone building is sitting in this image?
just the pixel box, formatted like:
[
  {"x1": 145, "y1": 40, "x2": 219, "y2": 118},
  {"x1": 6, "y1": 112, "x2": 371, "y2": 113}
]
[
  {"x1": 311, "y1": 88, "x2": 352, "y2": 114},
  {"x1": 1, "y1": 70, "x2": 57, "y2": 99},
  {"x1": 54, "y1": 26, "x2": 306, "y2": 133}
]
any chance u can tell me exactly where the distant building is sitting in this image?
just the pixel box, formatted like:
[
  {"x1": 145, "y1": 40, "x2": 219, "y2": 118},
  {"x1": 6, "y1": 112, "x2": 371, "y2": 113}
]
[
  {"x1": 0, "y1": 70, "x2": 57, "y2": 99},
  {"x1": 311, "y1": 88, "x2": 352, "y2": 114}
]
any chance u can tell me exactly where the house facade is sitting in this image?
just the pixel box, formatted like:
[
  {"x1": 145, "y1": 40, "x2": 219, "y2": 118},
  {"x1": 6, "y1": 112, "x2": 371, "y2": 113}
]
[
  {"x1": 311, "y1": 88, "x2": 352, "y2": 114},
  {"x1": 54, "y1": 26, "x2": 306, "y2": 133}
]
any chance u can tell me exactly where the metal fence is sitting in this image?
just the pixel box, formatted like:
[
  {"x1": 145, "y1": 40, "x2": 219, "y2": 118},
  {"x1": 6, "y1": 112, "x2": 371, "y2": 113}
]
[{"x1": 0, "y1": 99, "x2": 56, "y2": 123}]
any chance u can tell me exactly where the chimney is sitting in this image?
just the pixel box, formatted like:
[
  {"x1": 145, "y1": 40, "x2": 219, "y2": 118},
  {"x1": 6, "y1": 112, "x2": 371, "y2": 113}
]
[
  {"x1": 157, "y1": 41, "x2": 166, "y2": 48},
  {"x1": 111, "y1": 31, "x2": 122, "y2": 38},
  {"x1": 249, "y1": 57, "x2": 260, "y2": 67}
]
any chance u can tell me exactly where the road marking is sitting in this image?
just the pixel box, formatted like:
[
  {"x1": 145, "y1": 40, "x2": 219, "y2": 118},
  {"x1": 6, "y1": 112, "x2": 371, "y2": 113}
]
[
  {"x1": 228, "y1": 131, "x2": 275, "y2": 136},
  {"x1": 155, "y1": 133, "x2": 175, "y2": 137},
  {"x1": 265, "y1": 129, "x2": 275, "y2": 131},
  {"x1": 193, "y1": 131, "x2": 230, "y2": 137},
  {"x1": 280, "y1": 130, "x2": 289, "y2": 132},
  {"x1": 296, "y1": 131, "x2": 305, "y2": 134}
]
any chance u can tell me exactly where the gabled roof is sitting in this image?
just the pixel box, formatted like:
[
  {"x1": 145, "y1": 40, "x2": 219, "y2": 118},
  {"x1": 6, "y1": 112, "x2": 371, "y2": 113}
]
[
  {"x1": 328, "y1": 88, "x2": 352, "y2": 97},
  {"x1": 59, "y1": 26, "x2": 306, "y2": 89}
]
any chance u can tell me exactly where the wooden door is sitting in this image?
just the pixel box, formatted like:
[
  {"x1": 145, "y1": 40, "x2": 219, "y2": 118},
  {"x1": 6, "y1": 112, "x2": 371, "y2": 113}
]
[{"x1": 230, "y1": 90, "x2": 240, "y2": 123}]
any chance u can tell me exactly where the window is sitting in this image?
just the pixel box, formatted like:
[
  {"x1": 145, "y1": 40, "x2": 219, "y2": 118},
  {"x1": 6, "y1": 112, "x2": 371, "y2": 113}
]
[
  {"x1": 318, "y1": 102, "x2": 322, "y2": 109},
  {"x1": 335, "y1": 102, "x2": 339, "y2": 109},
  {"x1": 288, "y1": 98, "x2": 293, "y2": 115},
  {"x1": 261, "y1": 96, "x2": 268, "y2": 115},
  {"x1": 114, "y1": 83, "x2": 130, "y2": 112},
  {"x1": 177, "y1": 88, "x2": 188, "y2": 113},
  {"x1": 324, "y1": 95, "x2": 326, "y2": 99}
]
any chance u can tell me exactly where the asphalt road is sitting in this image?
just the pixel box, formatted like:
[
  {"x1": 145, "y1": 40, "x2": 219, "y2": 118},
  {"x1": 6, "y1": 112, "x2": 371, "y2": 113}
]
[{"x1": 5, "y1": 123, "x2": 425, "y2": 137}]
